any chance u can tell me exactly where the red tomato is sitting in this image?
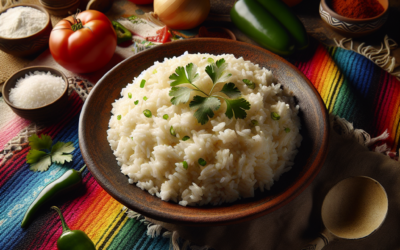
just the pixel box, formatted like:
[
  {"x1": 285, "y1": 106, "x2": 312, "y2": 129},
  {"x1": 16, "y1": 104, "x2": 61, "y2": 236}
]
[
  {"x1": 128, "y1": 0, "x2": 153, "y2": 4},
  {"x1": 49, "y1": 10, "x2": 117, "y2": 73}
]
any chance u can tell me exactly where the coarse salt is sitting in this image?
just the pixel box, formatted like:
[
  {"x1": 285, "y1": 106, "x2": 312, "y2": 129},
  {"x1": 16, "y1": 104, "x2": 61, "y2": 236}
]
[
  {"x1": 0, "y1": 6, "x2": 47, "y2": 38},
  {"x1": 9, "y1": 71, "x2": 66, "y2": 108}
]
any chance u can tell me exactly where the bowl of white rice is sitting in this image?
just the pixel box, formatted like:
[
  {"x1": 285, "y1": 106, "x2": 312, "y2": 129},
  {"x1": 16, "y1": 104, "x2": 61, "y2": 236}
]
[
  {"x1": 79, "y1": 39, "x2": 329, "y2": 225},
  {"x1": 2, "y1": 66, "x2": 69, "y2": 123}
]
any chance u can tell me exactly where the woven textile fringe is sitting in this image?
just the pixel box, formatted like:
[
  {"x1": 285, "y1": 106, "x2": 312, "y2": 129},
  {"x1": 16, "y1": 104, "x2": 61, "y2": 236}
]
[
  {"x1": 334, "y1": 35, "x2": 400, "y2": 81},
  {"x1": 122, "y1": 207, "x2": 210, "y2": 250}
]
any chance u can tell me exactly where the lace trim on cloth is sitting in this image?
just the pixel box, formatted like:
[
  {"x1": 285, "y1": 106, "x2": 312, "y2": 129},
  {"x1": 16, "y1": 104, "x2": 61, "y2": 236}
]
[
  {"x1": 334, "y1": 35, "x2": 400, "y2": 81},
  {"x1": 0, "y1": 77, "x2": 93, "y2": 166}
]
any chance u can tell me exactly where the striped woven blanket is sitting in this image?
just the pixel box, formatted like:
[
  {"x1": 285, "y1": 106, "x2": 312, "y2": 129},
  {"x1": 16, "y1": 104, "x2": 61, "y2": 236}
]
[{"x1": 0, "y1": 43, "x2": 399, "y2": 250}]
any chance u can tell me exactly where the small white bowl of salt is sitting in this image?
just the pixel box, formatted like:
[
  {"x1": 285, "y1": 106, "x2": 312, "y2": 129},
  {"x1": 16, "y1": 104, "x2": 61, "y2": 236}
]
[
  {"x1": 0, "y1": 4, "x2": 52, "y2": 57},
  {"x1": 2, "y1": 66, "x2": 69, "y2": 123}
]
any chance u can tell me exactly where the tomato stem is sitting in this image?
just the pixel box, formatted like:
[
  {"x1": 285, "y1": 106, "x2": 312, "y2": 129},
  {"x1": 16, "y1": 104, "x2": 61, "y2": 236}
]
[{"x1": 71, "y1": 9, "x2": 84, "y2": 32}]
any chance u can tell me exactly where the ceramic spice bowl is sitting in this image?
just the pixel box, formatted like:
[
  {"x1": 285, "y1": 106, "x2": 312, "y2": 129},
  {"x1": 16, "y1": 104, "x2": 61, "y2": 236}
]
[
  {"x1": 319, "y1": 0, "x2": 389, "y2": 37},
  {"x1": 0, "y1": 4, "x2": 52, "y2": 57},
  {"x1": 2, "y1": 66, "x2": 69, "y2": 123},
  {"x1": 39, "y1": 0, "x2": 80, "y2": 17}
]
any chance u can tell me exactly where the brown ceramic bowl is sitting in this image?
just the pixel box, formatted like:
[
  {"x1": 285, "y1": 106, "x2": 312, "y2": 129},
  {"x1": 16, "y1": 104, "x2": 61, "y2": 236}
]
[
  {"x1": 79, "y1": 38, "x2": 329, "y2": 226},
  {"x1": 2, "y1": 66, "x2": 69, "y2": 123},
  {"x1": 320, "y1": 0, "x2": 389, "y2": 37},
  {"x1": 0, "y1": 4, "x2": 52, "y2": 57},
  {"x1": 39, "y1": 0, "x2": 80, "y2": 17}
]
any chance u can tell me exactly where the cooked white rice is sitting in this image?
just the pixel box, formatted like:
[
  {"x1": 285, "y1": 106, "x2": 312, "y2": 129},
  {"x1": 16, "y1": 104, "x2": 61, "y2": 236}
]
[{"x1": 107, "y1": 53, "x2": 302, "y2": 206}]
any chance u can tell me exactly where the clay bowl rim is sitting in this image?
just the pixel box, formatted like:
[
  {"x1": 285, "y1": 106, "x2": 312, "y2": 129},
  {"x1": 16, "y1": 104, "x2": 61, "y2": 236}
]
[
  {"x1": 79, "y1": 38, "x2": 330, "y2": 226},
  {"x1": 0, "y1": 4, "x2": 51, "y2": 40},
  {"x1": 39, "y1": 0, "x2": 80, "y2": 10},
  {"x1": 2, "y1": 66, "x2": 69, "y2": 111},
  {"x1": 320, "y1": 0, "x2": 389, "y2": 23}
]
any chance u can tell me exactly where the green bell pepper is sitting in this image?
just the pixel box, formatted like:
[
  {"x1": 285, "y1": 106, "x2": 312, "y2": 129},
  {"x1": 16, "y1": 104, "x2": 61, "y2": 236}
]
[
  {"x1": 230, "y1": 0, "x2": 295, "y2": 56},
  {"x1": 256, "y1": 0, "x2": 308, "y2": 50},
  {"x1": 112, "y1": 21, "x2": 133, "y2": 44},
  {"x1": 52, "y1": 206, "x2": 96, "y2": 250}
]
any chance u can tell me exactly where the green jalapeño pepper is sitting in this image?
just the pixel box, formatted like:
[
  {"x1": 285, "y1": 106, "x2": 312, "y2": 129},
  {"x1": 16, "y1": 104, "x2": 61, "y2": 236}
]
[
  {"x1": 112, "y1": 21, "x2": 133, "y2": 44},
  {"x1": 256, "y1": 0, "x2": 308, "y2": 50},
  {"x1": 52, "y1": 206, "x2": 96, "y2": 250},
  {"x1": 230, "y1": 0, "x2": 295, "y2": 56},
  {"x1": 21, "y1": 165, "x2": 86, "y2": 228}
]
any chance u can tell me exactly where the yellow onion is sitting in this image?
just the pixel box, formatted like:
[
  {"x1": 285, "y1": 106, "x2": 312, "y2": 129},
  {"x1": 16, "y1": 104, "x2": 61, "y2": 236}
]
[{"x1": 154, "y1": 0, "x2": 210, "y2": 30}]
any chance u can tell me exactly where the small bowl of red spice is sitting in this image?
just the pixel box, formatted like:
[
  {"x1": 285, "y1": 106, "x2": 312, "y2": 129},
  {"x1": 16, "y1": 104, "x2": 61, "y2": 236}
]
[{"x1": 320, "y1": 0, "x2": 389, "y2": 37}]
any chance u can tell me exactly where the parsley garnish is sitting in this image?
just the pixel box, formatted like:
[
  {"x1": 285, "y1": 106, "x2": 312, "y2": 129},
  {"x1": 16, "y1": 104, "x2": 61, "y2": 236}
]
[
  {"x1": 182, "y1": 161, "x2": 188, "y2": 170},
  {"x1": 140, "y1": 79, "x2": 146, "y2": 88},
  {"x1": 152, "y1": 69, "x2": 157, "y2": 74},
  {"x1": 163, "y1": 114, "x2": 169, "y2": 120},
  {"x1": 251, "y1": 120, "x2": 259, "y2": 126},
  {"x1": 128, "y1": 92, "x2": 132, "y2": 99},
  {"x1": 170, "y1": 126, "x2": 176, "y2": 136},
  {"x1": 143, "y1": 109, "x2": 152, "y2": 117},
  {"x1": 26, "y1": 134, "x2": 75, "y2": 172},
  {"x1": 242, "y1": 79, "x2": 255, "y2": 89},
  {"x1": 134, "y1": 100, "x2": 139, "y2": 105},
  {"x1": 117, "y1": 115, "x2": 121, "y2": 120},
  {"x1": 198, "y1": 158, "x2": 206, "y2": 166},
  {"x1": 271, "y1": 112, "x2": 280, "y2": 120},
  {"x1": 143, "y1": 96, "x2": 148, "y2": 101},
  {"x1": 182, "y1": 136, "x2": 190, "y2": 141},
  {"x1": 284, "y1": 127, "x2": 290, "y2": 133},
  {"x1": 169, "y1": 59, "x2": 251, "y2": 125}
]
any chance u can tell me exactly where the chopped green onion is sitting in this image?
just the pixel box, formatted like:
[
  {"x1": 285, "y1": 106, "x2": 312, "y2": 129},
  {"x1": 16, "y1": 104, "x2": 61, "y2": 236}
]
[
  {"x1": 128, "y1": 92, "x2": 132, "y2": 99},
  {"x1": 117, "y1": 115, "x2": 121, "y2": 120},
  {"x1": 140, "y1": 79, "x2": 146, "y2": 88},
  {"x1": 242, "y1": 79, "x2": 256, "y2": 89},
  {"x1": 163, "y1": 114, "x2": 169, "y2": 120},
  {"x1": 143, "y1": 109, "x2": 152, "y2": 118},
  {"x1": 134, "y1": 100, "x2": 139, "y2": 105},
  {"x1": 271, "y1": 112, "x2": 280, "y2": 120},
  {"x1": 207, "y1": 58, "x2": 214, "y2": 63},
  {"x1": 182, "y1": 136, "x2": 190, "y2": 141},
  {"x1": 251, "y1": 120, "x2": 259, "y2": 126},
  {"x1": 182, "y1": 161, "x2": 188, "y2": 170},
  {"x1": 198, "y1": 158, "x2": 206, "y2": 166},
  {"x1": 284, "y1": 127, "x2": 290, "y2": 133},
  {"x1": 143, "y1": 96, "x2": 148, "y2": 101},
  {"x1": 170, "y1": 126, "x2": 176, "y2": 136},
  {"x1": 152, "y1": 69, "x2": 157, "y2": 74}
]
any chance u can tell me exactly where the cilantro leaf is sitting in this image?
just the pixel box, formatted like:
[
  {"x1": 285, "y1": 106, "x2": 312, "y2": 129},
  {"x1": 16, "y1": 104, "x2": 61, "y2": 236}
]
[
  {"x1": 169, "y1": 87, "x2": 193, "y2": 105},
  {"x1": 28, "y1": 134, "x2": 52, "y2": 151},
  {"x1": 26, "y1": 149, "x2": 48, "y2": 164},
  {"x1": 225, "y1": 98, "x2": 251, "y2": 119},
  {"x1": 51, "y1": 141, "x2": 75, "y2": 164},
  {"x1": 29, "y1": 155, "x2": 51, "y2": 172},
  {"x1": 205, "y1": 58, "x2": 232, "y2": 84},
  {"x1": 220, "y1": 82, "x2": 241, "y2": 99},
  {"x1": 189, "y1": 96, "x2": 221, "y2": 125},
  {"x1": 169, "y1": 63, "x2": 199, "y2": 86}
]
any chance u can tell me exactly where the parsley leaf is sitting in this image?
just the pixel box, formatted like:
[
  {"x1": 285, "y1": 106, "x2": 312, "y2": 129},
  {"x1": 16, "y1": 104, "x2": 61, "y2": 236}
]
[
  {"x1": 225, "y1": 98, "x2": 251, "y2": 119},
  {"x1": 28, "y1": 134, "x2": 52, "y2": 151},
  {"x1": 29, "y1": 154, "x2": 51, "y2": 172},
  {"x1": 169, "y1": 63, "x2": 199, "y2": 86},
  {"x1": 220, "y1": 82, "x2": 241, "y2": 99},
  {"x1": 169, "y1": 87, "x2": 193, "y2": 105},
  {"x1": 51, "y1": 141, "x2": 75, "y2": 165},
  {"x1": 189, "y1": 96, "x2": 221, "y2": 125},
  {"x1": 242, "y1": 79, "x2": 256, "y2": 89},
  {"x1": 205, "y1": 58, "x2": 232, "y2": 84},
  {"x1": 26, "y1": 134, "x2": 75, "y2": 172}
]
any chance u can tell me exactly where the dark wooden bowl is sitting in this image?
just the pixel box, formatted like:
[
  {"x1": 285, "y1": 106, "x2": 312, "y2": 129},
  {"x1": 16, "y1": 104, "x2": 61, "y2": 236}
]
[
  {"x1": 79, "y1": 38, "x2": 329, "y2": 226},
  {"x1": 2, "y1": 66, "x2": 69, "y2": 123},
  {"x1": 0, "y1": 4, "x2": 52, "y2": 57}
]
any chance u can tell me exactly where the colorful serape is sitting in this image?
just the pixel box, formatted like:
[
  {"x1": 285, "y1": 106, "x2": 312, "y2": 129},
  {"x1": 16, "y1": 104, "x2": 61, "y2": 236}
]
[{"x1": 0, "y1": 43, "x2": 399, "y2": 250}]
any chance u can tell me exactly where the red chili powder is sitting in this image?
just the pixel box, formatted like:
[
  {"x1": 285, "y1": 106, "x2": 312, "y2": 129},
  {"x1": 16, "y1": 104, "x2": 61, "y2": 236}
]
[{"x1": 331, "y1": 0, "x2": 384, "y2": 19}]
